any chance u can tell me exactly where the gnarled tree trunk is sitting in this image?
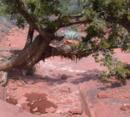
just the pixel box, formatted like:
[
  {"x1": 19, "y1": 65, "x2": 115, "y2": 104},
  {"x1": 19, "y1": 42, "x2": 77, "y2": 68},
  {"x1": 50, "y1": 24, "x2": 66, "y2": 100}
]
[
  {"x1": 0, "y1": 35, "x2": 52, "y2": 72},
  {"x1": 0, "y1": 34, "x2": 52, "y2": 86}
]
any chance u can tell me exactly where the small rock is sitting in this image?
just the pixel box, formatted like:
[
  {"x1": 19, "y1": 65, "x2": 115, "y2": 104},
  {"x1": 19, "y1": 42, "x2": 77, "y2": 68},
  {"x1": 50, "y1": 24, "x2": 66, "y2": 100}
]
[
  {"x1": 97, "y1": 92, "x2": 111, "y2": 99},
  {"x1": 69, "y1": 108, "x2": 82, "y2": 115},
  {"x1": 124, "y1": 95, "x2": 130, "y2": 99},
  {"x1": 120, "y1": 104, "x2": 130, "y2": 111},
  {"x1": 60, "y1": 86, "x2": 71, "y2": 93},
  {"x1": 6, "y1": 96, "x2": 17, "y2": 105},
  {"x1": 61, "y1": 74, "x2": 68, "y2": 80},
  {"x1": 46, "y1": 107, "x2": 56, "y2": 113},
  {"x1": 32, "y1": 107, "x2": 38, "y2": 112}
]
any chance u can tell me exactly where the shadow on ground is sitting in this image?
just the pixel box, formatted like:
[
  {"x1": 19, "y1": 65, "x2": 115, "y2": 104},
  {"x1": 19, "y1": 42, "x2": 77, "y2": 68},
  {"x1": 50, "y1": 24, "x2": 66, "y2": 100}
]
[{"x1": 8, "y1": 69, "x2": 101, "y2": 86}]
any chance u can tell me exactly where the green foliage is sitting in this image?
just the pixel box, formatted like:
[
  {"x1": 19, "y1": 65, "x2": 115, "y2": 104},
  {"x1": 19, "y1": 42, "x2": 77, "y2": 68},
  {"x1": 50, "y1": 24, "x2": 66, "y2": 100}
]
[
  {"x1": 87, "y1": 18, "x2": 106, "y2": 38},
  {"x1": 0, "y1": 1, "x2": 8, "y2": 15},
  {"x1": 100, "y1": 51, "x2": 130, "y2": 84}
]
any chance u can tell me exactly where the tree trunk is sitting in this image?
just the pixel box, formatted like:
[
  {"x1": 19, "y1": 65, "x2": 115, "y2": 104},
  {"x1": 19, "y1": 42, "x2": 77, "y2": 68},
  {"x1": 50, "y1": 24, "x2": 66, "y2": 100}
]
[
  {"x1": 0, "y1": 34, "x2": 52, "y2": 86},
  {"x1": 24, "y1": 26, "x2": 34, "y2": 49},
  {"x1": 0, "y1": 35, "x2": 51, "y2": 72}
]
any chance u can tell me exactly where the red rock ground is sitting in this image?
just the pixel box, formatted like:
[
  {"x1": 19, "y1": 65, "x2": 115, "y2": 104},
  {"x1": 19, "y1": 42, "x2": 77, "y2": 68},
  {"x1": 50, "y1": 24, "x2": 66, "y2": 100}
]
[{"x1": 0, "y1": 27, "x2": 130, "y2": 117}]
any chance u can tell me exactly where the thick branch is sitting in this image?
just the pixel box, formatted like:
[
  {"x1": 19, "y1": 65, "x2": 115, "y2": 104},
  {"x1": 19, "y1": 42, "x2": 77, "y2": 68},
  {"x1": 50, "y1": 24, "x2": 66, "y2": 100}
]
[
  {"x1": 50, "y1": 40, "x2": 93, "y2": 59},
  {"x1": 58, "y1": 20, "x2": 87, "y2": 28}
]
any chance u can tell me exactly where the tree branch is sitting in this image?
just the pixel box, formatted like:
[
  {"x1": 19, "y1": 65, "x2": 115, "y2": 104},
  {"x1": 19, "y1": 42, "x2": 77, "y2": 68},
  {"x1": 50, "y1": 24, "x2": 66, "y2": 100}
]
[
  {"x1": 13, "y1": 0, "x2": 51, "y2": 39},
  {"x1": 58, "y1": 20, "x2": 87, "y2": 28}
]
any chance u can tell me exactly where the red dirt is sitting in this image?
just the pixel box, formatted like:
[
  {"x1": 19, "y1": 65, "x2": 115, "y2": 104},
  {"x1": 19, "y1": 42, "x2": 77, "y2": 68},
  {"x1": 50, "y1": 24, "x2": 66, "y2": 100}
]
[
  {"x1": 25, "y1": 93, "x2": 57, "y2": 114},
  {"x1": 0, "y1": 27, "x2": 130, "y2": 117}
]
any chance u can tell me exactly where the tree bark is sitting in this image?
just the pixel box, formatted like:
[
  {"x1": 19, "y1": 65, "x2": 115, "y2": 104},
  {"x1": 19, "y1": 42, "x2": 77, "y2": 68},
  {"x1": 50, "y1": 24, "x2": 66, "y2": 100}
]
[
  {"x1": 0, "y1": 36, "x2": 92, "y2": 72},
  {"x1": 24, "y1": 26, "x2": 34, "y2": 49},
  {"x1": 14, "y1": 0, "x2": 51, "y2": 39},
  {"x1": 0, "y1": 34, "x2": 93, "y2": 86},
  {"x1": 0, "y1": 35, "x2": 51, "y2": 71}
]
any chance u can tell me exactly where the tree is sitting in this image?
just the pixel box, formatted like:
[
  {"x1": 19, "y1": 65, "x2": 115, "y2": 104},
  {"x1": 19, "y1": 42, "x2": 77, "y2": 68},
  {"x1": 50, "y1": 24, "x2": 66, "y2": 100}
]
[{"x1": 0, "y1": 0, "x2": 130, "y2": 85}]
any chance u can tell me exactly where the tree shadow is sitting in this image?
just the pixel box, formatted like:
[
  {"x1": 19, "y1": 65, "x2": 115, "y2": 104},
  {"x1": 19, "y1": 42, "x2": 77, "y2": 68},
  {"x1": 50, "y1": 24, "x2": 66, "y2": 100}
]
[
  {"x1": 70, "y1": 69, "x2": 100, "y2": 84},
  {"x1": 8, "y1": 68, "x2": 127, "y2": 89},
  {"x1": 8, "y1": 69, "x2": 71, "y2": 85},
  {"x1": 34, "y1": 69, "x2": 102, "y2": 85},
  {"x1": 98, "y1": 82, "x2": 122, "y2": 91}
]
